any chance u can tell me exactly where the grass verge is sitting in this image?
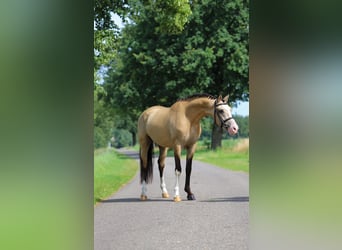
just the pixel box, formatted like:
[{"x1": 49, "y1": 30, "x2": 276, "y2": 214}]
[
  {"x1": 194, "y1": 139, "x2": 249, "y2": 172},
  {"x1": 94, "y1": 148, "x2": 138, "y2": 205}
]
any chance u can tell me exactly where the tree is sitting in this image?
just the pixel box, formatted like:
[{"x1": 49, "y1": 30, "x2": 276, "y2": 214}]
[
  {"x1": 105, "y1": 0, "x2": 248, "y2": 149},
  {"x1": 234, "y1": 115, "x2": 249, "y2": 138},
  {"x1": 94, "y1": 84, "x2": 114, "y2": 149},
  {"x1": 112, "y1": 128, "x2": 132, "y2": 148},
  {"x1": 112, "y1": 109, "x2": 140, "y2": 146},
  {"x1": 94, "y1": 1, "x2": 193, "y2": 148},
  {"x1": 94, "y1": 0, "x2": 126, "y2": 77},
  {"x1": 94, "y1": 0, "x2": 129, "y2": 30},
  {"x1": 94, "y1": 0, "x2": 192, "y2": 34},
  {"x1": 94, "y1": 27, "x2": 117, "y2": 149},
  {"x1": 152, "y1": 0, "x2": 192, "y2": 34},
  {"x1": 94, "y1": 1, "x2": 128, "y2": 149}
]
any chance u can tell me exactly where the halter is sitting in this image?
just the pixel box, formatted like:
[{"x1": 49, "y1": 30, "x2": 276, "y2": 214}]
[{"x1": 214, "y1": 100, "x2": 234, "y2": 128}]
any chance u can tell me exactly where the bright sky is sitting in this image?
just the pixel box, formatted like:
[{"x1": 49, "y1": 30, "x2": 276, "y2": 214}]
[
  {"x1": 234, "y1": 101, "x2": 249, "y2": 117},
  {"x1": 112, "y1": 13, "x2": 124, "y2": 28}
]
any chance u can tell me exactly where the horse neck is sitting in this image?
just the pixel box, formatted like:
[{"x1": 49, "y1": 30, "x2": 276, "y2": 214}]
[{"x1": 185, "y1": 98, "x2": 215, "y2": 124}]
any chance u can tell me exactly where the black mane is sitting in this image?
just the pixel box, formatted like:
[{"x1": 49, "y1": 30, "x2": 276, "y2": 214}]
[{"x1": 177, "y1": 93, "x2": 216, "y2": 102}]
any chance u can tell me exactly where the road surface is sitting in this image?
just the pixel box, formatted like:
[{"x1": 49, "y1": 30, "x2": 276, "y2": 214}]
[{"x1": 94, "y1": 149, "x2": 249, "y2": 250}]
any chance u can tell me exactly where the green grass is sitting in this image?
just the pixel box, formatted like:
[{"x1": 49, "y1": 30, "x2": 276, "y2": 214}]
[
  {"x1": 131, "y1": 139, "x2": 249, "y2": 173},
  {"x1": 194, "y1": 139, "x2": 249, "y2": 172},
  {"x1": 194, "y1": 148, "x2": 249, "y2": 172},
  {"x1": 94, "y1": 148, "x2": 138, "y2": 205}
]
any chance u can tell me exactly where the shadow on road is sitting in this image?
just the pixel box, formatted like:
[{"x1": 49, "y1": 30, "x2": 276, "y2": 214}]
[
  {"x1": 200, "y1": 196, "x2": 249, "y2": 203},
  {"x1": 99, "y1": 197, "x2": 173, "y2": 203},
  {"x1": 99, "y1": 196, "x2": 249, "y2": 204},
  {"x1": 116, "y1": 149, "x2": 140, "y2": 160}
]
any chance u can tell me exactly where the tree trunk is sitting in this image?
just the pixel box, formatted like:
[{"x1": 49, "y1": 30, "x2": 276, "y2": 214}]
[
  {"x1": 131, "y1": 131, "x2": 136, "y2": 146},
  {"x1": 211, "y1": 122, "x2": 223, "y2": 150}
]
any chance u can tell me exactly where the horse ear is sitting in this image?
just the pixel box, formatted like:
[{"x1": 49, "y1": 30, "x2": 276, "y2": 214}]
[
  {"x1": 218, "y1": 95, "x2": 223, "y2": 101},
  {"x1": 223, "y1": 95, "x2": 229, "y2": 103}
]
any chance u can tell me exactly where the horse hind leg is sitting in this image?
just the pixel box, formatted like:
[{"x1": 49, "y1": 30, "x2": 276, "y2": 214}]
[
  {"x1": 141, "y1": 180, "x2": 147, "y2": 201},
  {"x1": 158, "y1": 146, "x2": 169, "y2": 198},
  {"x1": 139, "y1": 135, "x2": 154, "y2": 201}
]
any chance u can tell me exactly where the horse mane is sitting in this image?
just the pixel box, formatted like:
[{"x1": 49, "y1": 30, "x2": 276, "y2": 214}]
[{"x1": 176, "y1": 93, "x2": 216, "y2": 102}]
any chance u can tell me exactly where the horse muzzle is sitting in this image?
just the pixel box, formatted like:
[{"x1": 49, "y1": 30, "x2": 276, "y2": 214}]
[{"x1": 227, "y1": 120, "x2": 239, "y2": 136}]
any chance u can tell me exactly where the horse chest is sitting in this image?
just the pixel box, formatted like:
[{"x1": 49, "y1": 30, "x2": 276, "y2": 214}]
[{"x1": 178, "y1": 123, "x2": 200, "y2": 145}]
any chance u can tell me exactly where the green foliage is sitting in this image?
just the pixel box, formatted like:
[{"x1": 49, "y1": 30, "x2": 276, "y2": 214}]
[
  {"x1": 94, "y1": 0, "x2": 129, "y2": 30},
  {"x1": 94, "y1": 2, "x2": 124, "y2": 149},
  {"x1": 234, "y1": 115, "x2": 249, "y2": 137},
  {"x1": 105, "y1": 0, "x2": 249, "y2": 113},
  {"x1": 94, "y1": 84, "x2": 114, "y2": 149},
  {"x1": 94, "y1": 127, "x2": 109, "y2": 149},
  {"x1": 95, "y1": 0, "x2": 249, "y2": 149},
  {"x1": 94, "y1": 0, "x2": 126, "y2": 76},
  {"x1": 94, "y1": 29, "x2": 119, "y2": 72},
  {"x1": 112, "y1": 129, "x2": 132, "y2": 148},
  {"x1": 200, "y1": 117, "x2": 213, "y2": 140},
  {"x1": 153, "y1": 0, "x2": 192, "y2": 34},
  {"x1": 94, "y1": 0, "x2": 191, "y2": 34}
]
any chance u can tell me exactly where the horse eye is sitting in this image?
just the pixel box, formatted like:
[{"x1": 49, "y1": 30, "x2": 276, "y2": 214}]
[{"x1": 219, "y1": 110, "x2": 224, "y2": 113}]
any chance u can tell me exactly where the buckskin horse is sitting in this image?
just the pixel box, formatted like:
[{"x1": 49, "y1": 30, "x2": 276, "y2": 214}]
[{"x1": 137, "y1": 94, "x2": 239, "y2": 202}]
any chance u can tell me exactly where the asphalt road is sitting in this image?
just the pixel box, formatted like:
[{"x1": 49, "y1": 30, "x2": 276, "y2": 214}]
[{"x1": 94, "y1": 149, "x2": 249, "y2": 250}]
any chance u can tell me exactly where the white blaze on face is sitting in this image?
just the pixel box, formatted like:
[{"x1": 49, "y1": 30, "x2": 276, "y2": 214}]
[{"x1": 219, "y1": 104, "x2": 239, "y2": 136}]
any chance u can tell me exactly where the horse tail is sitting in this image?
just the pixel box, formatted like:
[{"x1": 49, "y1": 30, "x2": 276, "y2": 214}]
[{"x1": 140, "y1": 137, "x2": 154, "y2": 184}]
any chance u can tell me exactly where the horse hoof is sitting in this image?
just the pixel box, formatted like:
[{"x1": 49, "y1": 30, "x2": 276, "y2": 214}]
[
  {"x1": 162, "y1": 192, "x2": 169, "y2": 198},
  {"x1": 187, "y1": 194, "x2": 196, "y2": 200},
  {"x1": 140, "y1": 195, "x2": 148, "y2": 201},
  {"x1": 173, "y1": 196, "x2": 181, "y2": 202}
]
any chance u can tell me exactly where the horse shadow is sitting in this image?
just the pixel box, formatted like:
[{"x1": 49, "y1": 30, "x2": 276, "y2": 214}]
[
  {"x1": 98, "y1": 197, "x2": 172, "y2": 203},
  {"x1": 97, "y1": 196, "x2": 249, "y2": 204},
  {"x1": 200, "y1": 196, "x2": 249, "y2": 203}
]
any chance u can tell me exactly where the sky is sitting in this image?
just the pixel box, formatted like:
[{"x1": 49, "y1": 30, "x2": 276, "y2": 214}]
[
  {"x1": 234, "y1": 101, "x2": 249, "y2": 117},
  {"x1": 112, "y1": 13, "x2": 124, "y2": 28}
]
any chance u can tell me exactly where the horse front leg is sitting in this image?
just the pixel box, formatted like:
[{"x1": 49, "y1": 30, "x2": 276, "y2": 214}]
[
  {"x1": 185, "y1": 144, "x2": 196, "y2": 200},
  {"x1": 173, "y1": 145, "x2": 182, "y2": 202}
]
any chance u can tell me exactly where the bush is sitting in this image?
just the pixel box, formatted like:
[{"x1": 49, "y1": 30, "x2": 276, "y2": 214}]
[
  {"x1": 112, "y1": 129, "x2": 132, "y2": 148},
  {"x1": 94, "y1": 127, "x2": 109, "y2": 149}
]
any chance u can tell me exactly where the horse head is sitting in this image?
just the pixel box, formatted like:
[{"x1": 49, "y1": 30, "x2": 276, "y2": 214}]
[{"x1": 214, "y1": 95, "x2": 239, "y2": 136}]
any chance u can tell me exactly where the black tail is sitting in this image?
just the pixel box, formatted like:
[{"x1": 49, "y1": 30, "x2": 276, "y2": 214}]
[{"x1": 140, "y1": 140, "x2": 154, "y2": 184}]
